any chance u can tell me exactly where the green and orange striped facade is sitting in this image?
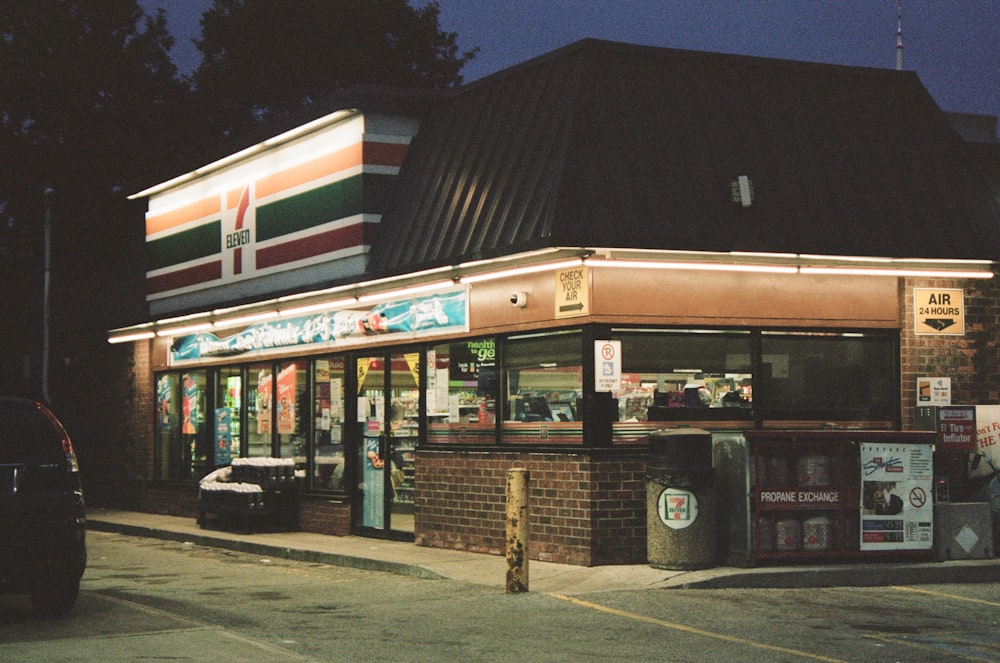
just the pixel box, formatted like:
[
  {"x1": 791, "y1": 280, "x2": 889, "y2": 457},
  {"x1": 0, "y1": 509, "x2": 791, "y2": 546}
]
[{"x1": 145, "y1": 116, "x2": 413, "y2": 312}]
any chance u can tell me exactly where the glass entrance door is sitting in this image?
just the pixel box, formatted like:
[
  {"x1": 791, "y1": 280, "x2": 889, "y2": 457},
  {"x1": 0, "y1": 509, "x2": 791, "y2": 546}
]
[{"x1": 356, "y1": 352, "x2": 419, "y2": 536}]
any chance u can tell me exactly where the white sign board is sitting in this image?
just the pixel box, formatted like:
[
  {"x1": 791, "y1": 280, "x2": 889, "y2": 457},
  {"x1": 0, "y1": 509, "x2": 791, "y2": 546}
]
[
  {"x1": 916, "y1": 377, "x2": 951, "y2": 406},
  {"x1": 594, "y1": 340, "x2": 621, "y2": 392},
  {"x1": 860, "y1": 442, "x2": 933, "y2": 551},
  {"x1": 973, "y1": 405, "x2": 1000, "y2": 479}
]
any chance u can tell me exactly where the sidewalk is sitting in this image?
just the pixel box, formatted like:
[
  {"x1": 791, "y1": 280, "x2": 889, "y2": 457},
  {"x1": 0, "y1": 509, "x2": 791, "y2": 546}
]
[{"x1": 86, "y1": 508, "x2": 1000, "y2": 594}]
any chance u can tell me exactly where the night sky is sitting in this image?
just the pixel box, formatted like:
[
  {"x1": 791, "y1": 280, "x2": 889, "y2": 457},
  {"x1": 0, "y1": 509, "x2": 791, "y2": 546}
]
[{"x1": 139, "y1": 0, "x2": 999, "y2": 121}]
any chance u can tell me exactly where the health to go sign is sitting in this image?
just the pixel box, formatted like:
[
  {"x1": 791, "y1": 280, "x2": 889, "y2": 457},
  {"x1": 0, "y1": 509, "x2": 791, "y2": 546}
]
[{"x1": 595, "y1": 340, "x2": 621, "y2": 392}]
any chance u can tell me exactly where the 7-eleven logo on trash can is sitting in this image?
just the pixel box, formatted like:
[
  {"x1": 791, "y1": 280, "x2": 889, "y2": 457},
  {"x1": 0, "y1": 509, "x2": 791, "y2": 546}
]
[{"x1": 657, "y1": 488, "x2": 699, "y2": 530}]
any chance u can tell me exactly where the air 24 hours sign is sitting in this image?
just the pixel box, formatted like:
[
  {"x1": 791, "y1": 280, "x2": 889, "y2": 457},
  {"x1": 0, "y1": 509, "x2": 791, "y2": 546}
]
[{"x1": 914, "y1": 288, "x2": 964, "y2": 335}]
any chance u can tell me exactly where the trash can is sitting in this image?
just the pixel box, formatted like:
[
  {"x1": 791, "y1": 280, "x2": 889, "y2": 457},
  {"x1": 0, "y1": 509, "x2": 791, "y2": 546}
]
[{"x1": 646, "y1": 428, "x2": 716, "y2": 570}]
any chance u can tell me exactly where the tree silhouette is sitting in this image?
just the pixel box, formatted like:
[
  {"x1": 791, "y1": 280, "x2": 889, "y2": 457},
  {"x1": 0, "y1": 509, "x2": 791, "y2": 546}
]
[
  {"x1": 0, "y1": 1, "x2": 191, "y2": 392},
  {"x1": 191, "y1": 0, "x2": 476, "y2": 140}
]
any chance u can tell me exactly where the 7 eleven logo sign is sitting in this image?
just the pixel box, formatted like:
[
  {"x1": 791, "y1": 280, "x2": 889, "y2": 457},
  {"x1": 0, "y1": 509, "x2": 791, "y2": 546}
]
[{"x1": 657, "y1": 488, "x2": 699, "y2": 530}]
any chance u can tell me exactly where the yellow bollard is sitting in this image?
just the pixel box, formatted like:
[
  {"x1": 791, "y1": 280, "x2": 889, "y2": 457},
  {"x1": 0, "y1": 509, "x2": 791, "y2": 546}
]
[{"x1": 505, "y1": 468, "x2": 530, "y2": 593}]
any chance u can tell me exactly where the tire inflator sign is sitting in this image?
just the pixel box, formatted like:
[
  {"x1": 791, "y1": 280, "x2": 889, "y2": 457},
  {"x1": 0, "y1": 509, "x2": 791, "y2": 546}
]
[
  {"x1": 657, "y1": 488, "x2": 699, "y2": 529},
  {"x1": 914, "y1": 288, "x2": 965, "y2": 335}
]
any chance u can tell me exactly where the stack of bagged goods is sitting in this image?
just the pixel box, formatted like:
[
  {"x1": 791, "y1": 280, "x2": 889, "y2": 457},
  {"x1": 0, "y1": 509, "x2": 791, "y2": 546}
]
[
  {"x1": 230, "y1": 457, "x2": 297, "y2": 484},
  {"x1": 198, "y1": 470, "x2": 265, "y2": 512}
]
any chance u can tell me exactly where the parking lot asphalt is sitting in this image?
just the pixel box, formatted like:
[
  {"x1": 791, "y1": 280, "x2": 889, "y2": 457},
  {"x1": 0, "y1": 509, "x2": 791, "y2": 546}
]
[{"x1": 86, "y1": 508, "x2": 1000, "y2": 594}]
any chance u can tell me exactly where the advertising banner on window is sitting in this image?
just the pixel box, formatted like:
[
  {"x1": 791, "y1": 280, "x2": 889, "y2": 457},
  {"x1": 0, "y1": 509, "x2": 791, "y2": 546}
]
[
  {"x1": 860, "y1": 442, "x2": 933, "y2": 551},
  {"x1": 182, "y1": 373, "x2": 200, "y2": 434},
  {"x1": 277, "y1": 364, "x2": 298, "y2": 435},
  {"x1": 214, "y1": 407, "x2": 233, "y2": 466}
]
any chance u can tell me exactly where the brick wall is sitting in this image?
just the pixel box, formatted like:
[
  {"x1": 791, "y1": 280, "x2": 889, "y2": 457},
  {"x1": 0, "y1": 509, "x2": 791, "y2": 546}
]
[
  {"x1": 299, "y1": 499, "x2": 351, "y2": 535},
  {"x1": 129, "y1": 340, "x2": 155, "y2": 483},
  {"x1": 414, "y1": 449, "x2": 648, "y2": 566},
  {"x1": 138, "y1": 482, "x2": 199, "y2": 517},
  {"x1": 901, "y1": 277, "x2": 1000, "y2": 429}
]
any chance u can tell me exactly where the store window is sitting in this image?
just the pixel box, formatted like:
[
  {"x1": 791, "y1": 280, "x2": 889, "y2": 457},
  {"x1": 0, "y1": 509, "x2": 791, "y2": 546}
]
[
  {"x1": 215, "y1": 367, "x2": 242, "y2": 462},
  {"x1": 182, "y1": 371, "x2": 211, "y2": 480},
  {"x1": 154, "y1": 370, "x2": 211, "y2": 482},
  {"x1": 503, "y1": 331, "x2": 583, "y2": 444},
  {"x1": 757, "y1": 332, "x2": 896, "y2": 423},
  {"x1": 154, "y1": 373, "x2": 179, "y2": 481},
  {"x1": 614, "y1": 330, "x2": 753, "y2": 422},
  {"x1": 312, "y1": 357, "x2": 346, "y2": 490},
  {"x1": 427, "y1": 338, "x2": 497, "y2": 444}
]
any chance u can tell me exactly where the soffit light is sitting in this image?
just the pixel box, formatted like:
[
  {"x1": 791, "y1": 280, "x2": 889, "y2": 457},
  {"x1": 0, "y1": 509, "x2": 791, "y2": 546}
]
[
  {"x1": 586, "y1": 258, "x2": 798, "y2": 274},
  {"x1": 107, "y1": 331, "x2": 155, "y2": 344},
  {"x1": 278, "y1": 298, "x2": 359, "y2": 317},
  {"x1": 459, "y1": 258, "x2": 584, "y2": 284},
  {"x1": 584, "y1": 249, "x2": 994, "y2": 279},
  {"x1": 356, "y1": 279, "x2": 457, "y2": 304},
  {"x1": 798, "y1": 266, "x2": 993, "y2": 278},
  {"x1": 212, "y1": 311, "x2": 281, "y2": 329},
  {"x1": 155, "y1": 322, "x2": 213, "y2": 337}
]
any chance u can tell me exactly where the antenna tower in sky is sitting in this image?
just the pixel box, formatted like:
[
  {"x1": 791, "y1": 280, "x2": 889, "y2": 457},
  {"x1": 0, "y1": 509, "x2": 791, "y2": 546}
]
[{"x1": 896, "y1": 0, "x2": 904, "y2": 70}]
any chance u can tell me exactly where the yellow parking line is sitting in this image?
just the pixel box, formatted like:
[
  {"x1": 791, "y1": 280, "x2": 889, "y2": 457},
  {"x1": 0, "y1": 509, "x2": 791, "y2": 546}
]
[
  {"x1": 549, "y1": 594, "x2": 848, "y2": 663},
  {"x1": 890, "y1": 585, "x2": 1000, "y2": 607}
]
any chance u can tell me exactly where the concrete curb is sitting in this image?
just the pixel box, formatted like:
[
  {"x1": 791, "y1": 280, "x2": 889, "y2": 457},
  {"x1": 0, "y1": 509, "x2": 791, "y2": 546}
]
[
  {"x1": 661, "y1": 558, "x2": 1000, "y2": 589},
  {"x1": 87, "y1": 519, "x2": 446, "y2": 581}
]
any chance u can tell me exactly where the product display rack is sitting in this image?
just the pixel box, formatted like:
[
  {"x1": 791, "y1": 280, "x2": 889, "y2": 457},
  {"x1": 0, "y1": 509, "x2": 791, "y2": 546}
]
[{"x1": 197, "y1": 459, "x2": 300, "y2": 533}]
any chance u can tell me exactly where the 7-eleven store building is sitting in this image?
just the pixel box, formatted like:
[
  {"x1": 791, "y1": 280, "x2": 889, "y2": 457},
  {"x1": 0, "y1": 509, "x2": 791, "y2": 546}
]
[{"x1": 110, "y1": 43, "x2": 1000, "y2": 566}]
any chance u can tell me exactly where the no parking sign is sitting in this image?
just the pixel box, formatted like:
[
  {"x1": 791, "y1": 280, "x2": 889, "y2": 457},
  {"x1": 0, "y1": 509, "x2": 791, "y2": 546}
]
[{"x1": 595, "y1": 340, "x2": 621, "y2": 392}]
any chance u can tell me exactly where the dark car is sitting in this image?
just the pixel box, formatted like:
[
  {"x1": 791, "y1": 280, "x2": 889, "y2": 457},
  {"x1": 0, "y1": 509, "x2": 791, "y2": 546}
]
[{"x1": 0, "y1": 397, "x2": 86, "y2": 617}]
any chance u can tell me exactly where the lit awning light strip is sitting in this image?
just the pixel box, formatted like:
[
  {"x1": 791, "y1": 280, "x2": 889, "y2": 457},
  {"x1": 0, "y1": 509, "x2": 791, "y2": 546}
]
[
  {"x1": 459, "y1": 258, "x2": 584, "y2": 284},
  {"x1": 129, "y1": 109, "x2": 359, "y2": 200},
  {"x1": 356, "y1": 279, "x2": 457, "y2": 303},
  {"x1": 155, "y1": 322, "x2": 213, "y2": 337},
  {"x1": 212, "y1": 311, "x2": 281, "y2": 328},
  {"x1": 108, "y1": 331, "x2": 155, "y2": 344},
  {"x1": 278, "y1": 298, "x2": 358, "y2": 318},
  {"x1": 799, "y1": 266, "x2": 994, "y2": 278},
  {"x1": 585, "y1": 258, "x2": 799, "y2": 274}
]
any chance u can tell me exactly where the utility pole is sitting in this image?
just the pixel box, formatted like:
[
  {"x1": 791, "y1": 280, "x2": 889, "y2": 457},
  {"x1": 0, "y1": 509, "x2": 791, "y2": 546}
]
[{"x1": 42, "y1": 185, "x2": 53, "y2": 404}]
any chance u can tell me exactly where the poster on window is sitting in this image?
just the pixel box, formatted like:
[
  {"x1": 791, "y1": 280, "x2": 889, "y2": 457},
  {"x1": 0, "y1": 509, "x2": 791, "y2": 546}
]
[
  {"x1": 156, "y1": 376, "x2": 173, "y2": 431},
  {"x1": 277, "y1": 364, "x2": 298, "y2": 434},
  {"x1": 362, "y1": 434, "x2": 385, "y2": 529},
  {"x1": 182, "y1": 374, "x2": 199, "y2": 434},
  {"x1": 257, "y1": 371, "x2": 272, "y2": 434},
  {"x1": 214, "y1": 407, "x2": 233, "y2": 466},
  {"x1": 860, "y1": 442, "x2": 933, "y2": 551}
]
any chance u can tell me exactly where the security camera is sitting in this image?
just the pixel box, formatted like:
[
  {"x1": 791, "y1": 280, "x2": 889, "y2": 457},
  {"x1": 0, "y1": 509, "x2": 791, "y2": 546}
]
[{"x1": 510, "y1": 291, "x2": 527, "y2": 308}]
